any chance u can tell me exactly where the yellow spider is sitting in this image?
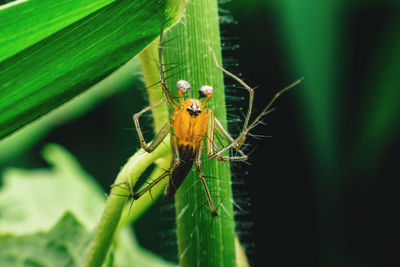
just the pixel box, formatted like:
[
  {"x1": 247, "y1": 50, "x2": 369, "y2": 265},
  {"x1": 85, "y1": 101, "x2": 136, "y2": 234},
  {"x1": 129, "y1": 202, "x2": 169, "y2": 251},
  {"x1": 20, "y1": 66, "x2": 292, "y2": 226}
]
[{"x1": 113, "y1": 22, "x2": 302, "y2": 217}]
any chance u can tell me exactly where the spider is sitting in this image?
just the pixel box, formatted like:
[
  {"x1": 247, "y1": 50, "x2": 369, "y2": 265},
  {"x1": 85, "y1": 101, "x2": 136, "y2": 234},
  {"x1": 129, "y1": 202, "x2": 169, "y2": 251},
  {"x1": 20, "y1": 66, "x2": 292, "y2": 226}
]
[{"x1": 113, "y1": 23, "x2": 303, "y2": 217}]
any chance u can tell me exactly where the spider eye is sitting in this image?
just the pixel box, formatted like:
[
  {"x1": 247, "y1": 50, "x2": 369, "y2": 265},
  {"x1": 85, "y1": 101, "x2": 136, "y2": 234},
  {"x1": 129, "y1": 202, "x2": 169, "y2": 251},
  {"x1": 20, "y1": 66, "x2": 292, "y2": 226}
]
[
  {"x1": 177, "y1": 80, "x2": 191, "y2": 93},
  {"x1": 199, "y1": 85, "x2": 214, "y2": 98}
]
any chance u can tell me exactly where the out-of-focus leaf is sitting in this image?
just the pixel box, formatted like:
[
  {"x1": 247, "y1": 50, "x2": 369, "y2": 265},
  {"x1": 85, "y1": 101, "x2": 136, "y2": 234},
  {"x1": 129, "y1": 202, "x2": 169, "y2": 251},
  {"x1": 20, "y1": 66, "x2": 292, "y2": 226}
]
[
  {"x1": 0, "y1": 212, "x2": 177, "y2": 267},
  {"x1": 0, "y1": 143, "x2": 105, "y2": 234},
  {"x1": 113, "y1": 227, "x2": 178, "y2": 267},
  {"x1": 277, "y1": 1, "x2": 346, "y2": 266},
  {"x1": 0, "y1": 143, "x2": 177, "y2": 266},
  {"x1": 354, "y1": 21, "x2": 400, "y2": 165},
  {"x1": 0, "y1": 212, "x2": 92, "y2": 267},
  {"x1": 0, "y1": 0, "x2": 186, "y2": 140},
  {"x1": 278, "y1": 0, "x2": 341, "y2": 174}
]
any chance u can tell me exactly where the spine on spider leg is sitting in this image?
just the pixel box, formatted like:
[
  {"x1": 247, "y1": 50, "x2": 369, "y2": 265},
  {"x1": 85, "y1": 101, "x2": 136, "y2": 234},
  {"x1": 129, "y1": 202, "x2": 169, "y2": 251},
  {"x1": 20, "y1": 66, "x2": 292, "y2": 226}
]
[
  {"x1": 162, "y1": 0, "x2": 236, "y2": 266},
  {"x1": 139, "y1": 40, "x2": 170, "y2": 132}
]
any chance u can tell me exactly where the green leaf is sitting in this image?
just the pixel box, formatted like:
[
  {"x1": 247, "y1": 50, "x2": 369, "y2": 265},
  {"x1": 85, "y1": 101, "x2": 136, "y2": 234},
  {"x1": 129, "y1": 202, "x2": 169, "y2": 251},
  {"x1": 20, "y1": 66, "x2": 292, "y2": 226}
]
[
  {"x1": 278, "y1": 1, "x2": 346, "y2": 265},
  {"x1": 0, "y1": 143, "x2": 105, "y2": 234},
  {"x1": 0, "y1": 143, "x2": 177, "y2": 266},
  {"x1": 0, "y1": 212, "x2": 92, "y2": 267},
  {"x1": 278, "y1": 0, "x2": 340, "y2": 175},
  {"x1": 113, "y1": 227, "x2": 178, "y2": 267},
  {"x1": 0, "y1": 57, "x2": 141, "y2": 164},
  {"x1": 353, "y1": 21, "x2": 400, "y2": 167},
  {"x1": 0, "y1": 0, "x2": 114, "y2": 61},
  {"x1": 0, "y1": 0, "x2": 186, "y2": 140}
]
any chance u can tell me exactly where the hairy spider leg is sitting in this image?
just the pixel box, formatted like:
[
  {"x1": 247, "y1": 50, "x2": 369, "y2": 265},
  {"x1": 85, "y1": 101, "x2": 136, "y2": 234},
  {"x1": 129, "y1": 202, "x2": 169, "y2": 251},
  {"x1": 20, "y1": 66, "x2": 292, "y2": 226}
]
[
  {"x1": 208, "y1": 116, "x2": 249, "y2": 162},
  {"x1": 157, "y1": 18, "x2": 179, "y2": 108},
  {"x1": 133, "y1": 135, "x2": 182, "y2": 200},
  {"x1": 204, "y1": 107, "x2": 248, "y2": 162},
  {"x1": 210, "y1": 50, "x2": 303, "y2": 158},
  {"x1": 133, "y1": 98, "x2": 170, "y2": 153},
  {"x1": 195, "y1": 142, "x2": 218, "y2": 217},
  {"x1": 111, "y1": 98, "x2": 171, "y2": 192},
  {"x1": 211, "y1": 50, "x2": 254, "y2": 148}
]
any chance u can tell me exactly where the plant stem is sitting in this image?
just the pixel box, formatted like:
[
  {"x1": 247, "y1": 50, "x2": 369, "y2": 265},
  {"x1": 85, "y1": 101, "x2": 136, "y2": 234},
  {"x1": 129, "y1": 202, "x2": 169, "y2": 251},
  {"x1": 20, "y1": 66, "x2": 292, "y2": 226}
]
[
  {"x1": 84, "y1": 141, "x2": 170, "y2": 267},
  {"x1": 162, "y1": 0, "x2": 236, "y2": 266},
  {"x1": 84, "y1": 2, "x2": 187, "y2": 266},
  {"x1": 117, "y1": 39, "x2": 173, "y2": 228}
]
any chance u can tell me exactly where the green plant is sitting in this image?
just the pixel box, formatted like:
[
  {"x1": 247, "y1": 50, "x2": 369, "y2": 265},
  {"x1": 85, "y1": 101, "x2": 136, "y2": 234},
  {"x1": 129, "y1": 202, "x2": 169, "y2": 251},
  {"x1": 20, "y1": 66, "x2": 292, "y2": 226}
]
[
  {"x1": 0, "y1": 0, "x2": 184, "y2": 139},
  {"x1": 0, "y1": 0, "x2": 249, "y2": 266},
  {"x1": 86, "y1": 0, "x2": 240, "y2": 265},
  {"x1": 162, "y1": 1, "x2": 236, "y2": 266}
]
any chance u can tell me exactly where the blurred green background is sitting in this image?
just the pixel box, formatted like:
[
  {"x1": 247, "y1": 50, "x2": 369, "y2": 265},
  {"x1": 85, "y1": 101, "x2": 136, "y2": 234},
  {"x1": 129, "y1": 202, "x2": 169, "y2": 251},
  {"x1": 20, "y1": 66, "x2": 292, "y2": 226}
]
[{"x1": 1, "y1": 0, "x2": 400, "y2": 266}]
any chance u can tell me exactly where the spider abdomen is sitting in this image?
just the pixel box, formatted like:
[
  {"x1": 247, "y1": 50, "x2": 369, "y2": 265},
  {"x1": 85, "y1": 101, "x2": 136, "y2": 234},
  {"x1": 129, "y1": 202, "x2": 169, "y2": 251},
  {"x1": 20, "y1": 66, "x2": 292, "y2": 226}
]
[{"x1": 165, "y1": 143, "x2": 195, "y2": 199}]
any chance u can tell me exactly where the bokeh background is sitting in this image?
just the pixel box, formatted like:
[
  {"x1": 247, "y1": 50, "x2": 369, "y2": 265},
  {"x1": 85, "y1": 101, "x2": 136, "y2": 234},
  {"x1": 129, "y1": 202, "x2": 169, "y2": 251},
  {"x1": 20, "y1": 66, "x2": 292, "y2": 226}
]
[{"x1": 1, "y1": 0, "x2": 400, "y2": 266}]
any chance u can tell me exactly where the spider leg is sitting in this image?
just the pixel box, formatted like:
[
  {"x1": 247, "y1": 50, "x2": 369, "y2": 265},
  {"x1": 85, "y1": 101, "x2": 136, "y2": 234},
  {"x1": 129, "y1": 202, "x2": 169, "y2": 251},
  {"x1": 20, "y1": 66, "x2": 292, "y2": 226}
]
[
  {"x1": 133, "y1": 98, "x2": 170, "y2": 153},
  {"x1": 109, "y1": 165, "x2": 172, "y2": 214},
  {"x1": 118, "y1": 135, "x2": 181, "y2": 202},
  {"x1": 211, "y1": 50, "x2": 254, "y2": 147},
  {"x1": 132, "y1": 167, "x2": 171, "y2": 200},
  {"x1": 195, "y1": 143, "x2": 218, "y2": 217},
  {"x1": 206, "y1": 110, "x2": 248, "y2": 161},
  {"x1": 158, "y1": 17, "x2": 179, "y2": 108},
  {"x1": 213, "y1": 117, "x2": 248, "y2": 161},
  {"x1": 211, "y1": 50, "x2": 303, "y2": 155},
  {"x1": 242, "y1": 78, "x2": 304, "y2": 138},
  {"x1": 111, "y1": 181, "x2": 134, "y2": 196}
]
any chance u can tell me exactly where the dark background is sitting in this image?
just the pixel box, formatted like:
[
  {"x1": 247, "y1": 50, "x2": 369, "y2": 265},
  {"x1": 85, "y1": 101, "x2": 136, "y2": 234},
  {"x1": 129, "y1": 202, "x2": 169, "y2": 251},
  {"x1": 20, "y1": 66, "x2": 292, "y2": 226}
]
[
  {"x1": 1, "y1": 1, "x2": 400, "y2": 266},
  {"x1": 224, "y1": 2, "x2": 400, "y2": 266}
]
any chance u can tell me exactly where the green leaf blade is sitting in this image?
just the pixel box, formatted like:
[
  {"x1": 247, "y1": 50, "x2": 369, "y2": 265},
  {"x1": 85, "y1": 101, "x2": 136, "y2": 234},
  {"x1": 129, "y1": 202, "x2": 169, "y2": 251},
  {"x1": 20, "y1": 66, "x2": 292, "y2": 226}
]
[
  {"x1": 0, "y1": 0, "x2": 182, "y2": 140},
  {"x1": 0, "y1": 0, "x2": 114, "y2": 61},
  {"x1": 354, "y1": 21, "x2": 400, "y2": 166}
]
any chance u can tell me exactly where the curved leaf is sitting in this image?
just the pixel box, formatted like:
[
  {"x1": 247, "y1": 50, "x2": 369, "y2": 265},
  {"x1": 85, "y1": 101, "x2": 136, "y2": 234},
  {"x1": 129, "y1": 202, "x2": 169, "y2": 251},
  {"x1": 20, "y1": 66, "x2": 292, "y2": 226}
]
[
  {"x1": 0, "y1": 0, "x2": 114, "y2": 61},
  {"x1": 0, "y1": 0, "x2": 185, "y2": 140}
]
